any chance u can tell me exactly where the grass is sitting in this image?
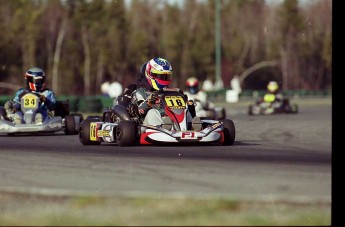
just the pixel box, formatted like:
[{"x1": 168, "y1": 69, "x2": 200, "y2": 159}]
[{"x1": 0, "y1": 192, "x2": 331, "y2": 226}]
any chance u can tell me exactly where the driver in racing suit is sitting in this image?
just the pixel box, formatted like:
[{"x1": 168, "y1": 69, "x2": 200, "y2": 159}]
[
  {"x1": 3, "y1": 67, "x2": 56, "y2": 124},
  {"x1": 131, "y1": 57, "x2": 201, "y2": 130},
  {"x1": 184, "y1": 77, "x2": 215, "y2": 118},
  {"x1": 258, "y1": 81, "x2": 284, "y2": 110}
]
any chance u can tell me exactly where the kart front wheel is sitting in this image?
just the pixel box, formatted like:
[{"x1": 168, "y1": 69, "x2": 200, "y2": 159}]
[
  {"x1": 79, "y1": 120, "x2": 101, "y2": 145},
  {"x1": 221, "y1": 119, "x2": 235, "y2": 145},
  {"x1": 116, "y1": 120, "x2": 136, "y2": 147}
]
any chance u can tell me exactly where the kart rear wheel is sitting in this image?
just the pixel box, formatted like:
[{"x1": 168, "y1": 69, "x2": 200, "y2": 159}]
[
  {"x1": 248, "y1": 105, "x2": 253, "y2": 115},
  {"x1": 79, "y1": 120, "x2": 101, "y2": 145},
  {"x1": 290, "y1": 104, "x2": 298, "y2": 114},
  {"x1": 221, "y1": 119, "x2": 235, "y2": 145},
  {"x1": 64, "y1": 115, "x2": 78, "y2": 135},
  {"x1": 116, "y1": 120, "x2": 136, "y2": 147},
  {"x1": 71, "y1": 113, "x2": 84, "y2": 123},
  {"x1": 70, "y1": 113, "x2": 84, "y2": 134}
]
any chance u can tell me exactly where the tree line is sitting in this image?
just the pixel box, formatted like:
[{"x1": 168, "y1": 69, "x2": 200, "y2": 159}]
[{"x1": 0, "y1": 0, "x2": 332, "y2": 96}]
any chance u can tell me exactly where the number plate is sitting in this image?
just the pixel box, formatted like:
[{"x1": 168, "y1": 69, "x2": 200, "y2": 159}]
[
  {"x1": 164, "y1": 96, "x2": 186, "y2": 109},
  {"x1": 90, "y1": 122, "x2": 98, "y2": 141},
  {"x1": 22, "y1": 94, "x2": 38, "y2": 108}
]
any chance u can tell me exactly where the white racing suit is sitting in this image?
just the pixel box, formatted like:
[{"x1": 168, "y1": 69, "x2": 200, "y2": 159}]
[{"x1": 132, "y1": 87, "x2": 193, "y2": 128}]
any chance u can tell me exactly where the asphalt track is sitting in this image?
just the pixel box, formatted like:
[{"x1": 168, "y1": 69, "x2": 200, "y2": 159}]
[{"x1": 0, "y1": 99, "x2": 331, "y2": 203}]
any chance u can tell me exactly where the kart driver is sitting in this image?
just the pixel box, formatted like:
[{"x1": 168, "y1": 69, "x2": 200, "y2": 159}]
[
  {"x1": 131, "y1": 57, "x2": 201, "y2": 130},
  {"x1": 184, "y1": 77, "x2": 215, "y2": 118},
  {"x1": 258, "y1": 81, "x2": 284, "y2": 109},
  {"x1": 4, "y1": 67, "x2": 57, "y2": 124}
]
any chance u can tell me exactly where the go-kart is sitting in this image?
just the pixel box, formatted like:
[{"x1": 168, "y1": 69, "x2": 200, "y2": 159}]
[
  {"x1": 193, "y1": 99, "x2": 226, "y2": 120},
  {"x1": 248, "y1": 94, "x2": 298, "y2": 115},
  {"x1": 79, "y1": 88, "x2": 235, "y2": 146},
  {"x1": 0, "y1": 92, "x2": 83, "y2": 135}
]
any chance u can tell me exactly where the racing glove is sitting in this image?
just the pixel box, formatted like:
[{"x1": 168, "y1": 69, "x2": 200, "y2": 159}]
[
  {"x1": 4, "y1": 100, "x2": 15, "y2": 114},
  {"x1": 39, "y1": 95, "x2": 47, "y2": 103},
  {"x1": 147, "y1": 93, "x2": 160, "y2": 106}
]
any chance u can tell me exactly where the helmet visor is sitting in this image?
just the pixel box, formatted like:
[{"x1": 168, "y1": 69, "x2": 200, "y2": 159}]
[
  {"x1": 187, "y1": 86, "x2": 199, "y2": 94},
  {"x1": 151, "y1": 72, "x2": 172, "y2": 81},
  {"x1": 26, "y1": 75, "x2": 45, "y2": 86}
]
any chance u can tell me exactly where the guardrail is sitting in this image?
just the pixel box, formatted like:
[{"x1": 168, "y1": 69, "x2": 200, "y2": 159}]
[{"x1": 0, "y1": 89, "x2": 331, "y2": 113}]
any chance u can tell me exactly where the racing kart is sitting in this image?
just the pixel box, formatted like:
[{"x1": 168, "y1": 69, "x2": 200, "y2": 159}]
[
  {"x1": 193, "y1": 99, "x2": 226, "y2": 120},
  {"x1": 247, "y1": 94, "x2": 298, "y2": 115},
  {"x1": 79, "y1": 88, "x2": 235, "y2": 146},
  {"x1": 0, "y1": 92, "x2": 83, "y2": 135}
]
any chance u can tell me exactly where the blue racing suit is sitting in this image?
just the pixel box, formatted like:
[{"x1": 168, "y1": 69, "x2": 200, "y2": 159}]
[{"x1": 11, "y1": 88, "x2": 56, "y2": 120}]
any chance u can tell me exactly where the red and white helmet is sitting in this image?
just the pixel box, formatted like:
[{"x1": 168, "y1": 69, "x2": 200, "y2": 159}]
[
  {"x1": 186, "y1": 77, "x2": 199, "y2": 94},
  {"x1": 145, "y1": 57, "x2": 173, "y2": 90}
]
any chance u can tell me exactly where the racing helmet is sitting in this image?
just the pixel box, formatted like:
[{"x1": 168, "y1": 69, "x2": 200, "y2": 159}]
[
  {"x1": 267, "y1": 81, "x2": 279, "y2": 93},
  {"x1": 186, "y1": 77, "x2": 199, "y2": 94},
  {"x1": 145, "y1": 57, "x2": 173, "y2": 90},
  {"x1": 25, "y1": 67, "x2": 46, "y2": 92}
]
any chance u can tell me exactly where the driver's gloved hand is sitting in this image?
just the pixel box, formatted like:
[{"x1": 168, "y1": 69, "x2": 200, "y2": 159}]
[
  {"x1": 147, "y1": 93, "x2": 160, "y2": 106},
  {"x1": 4, "y1": 101, "x2": 15, "y2": 114},
  {"x1": 39, "y1": 95, "x2": 47, "y2": 103},
  {"x1": 128, "y1": 103, "x2": 139, "y2": 116}
]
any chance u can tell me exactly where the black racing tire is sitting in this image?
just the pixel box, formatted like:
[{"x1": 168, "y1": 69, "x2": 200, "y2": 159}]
[
  {"x1": 283, "y1": 104, "x2": 291, "y2": 113},
  {"x1": 0, "y1": 106, "x2": 8, "y2": 120},
  {"x1": 116, "y1": 120, "x2": 136, "y2": 147},
  {"x1": 79, "y1": 120, "x2": 101, "y2": 145},
  {"x1": 248, "y1": 105, "x2": 253, "y2": 115},
  {"x1": 70, "y1": 113, "x2": 84, "y2": 134},
  {"x1": 221, "y1": 119, "x2": 235, "y2": 146},
  {"x1": 71, "y1": 113, "x2": 84, "y2": 123},
  {"x1": 64, "y1": 115, "x2": 78, "y2": 135},
  {"x1": 290, "y1": 104, "x2": 299, "y2": 114}
]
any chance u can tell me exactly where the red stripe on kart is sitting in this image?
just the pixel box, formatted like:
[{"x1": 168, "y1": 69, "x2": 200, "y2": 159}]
[
  {"x1": 165, "y1": 107, "x2": 185, "y2": 123},
  {"x1": 218, "y1": 131, "x2": 224, "y2": 143},
  {"x1": 140, "y1": 131, "x2": 156, "y2": 145}
]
